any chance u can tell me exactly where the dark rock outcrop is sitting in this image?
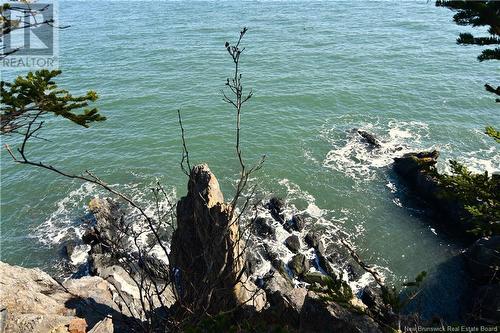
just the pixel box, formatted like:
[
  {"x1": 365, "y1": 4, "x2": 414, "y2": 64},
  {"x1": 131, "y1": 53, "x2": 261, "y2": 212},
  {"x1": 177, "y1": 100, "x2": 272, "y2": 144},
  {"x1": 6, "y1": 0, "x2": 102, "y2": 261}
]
[
  {"x1": 253, "y1": 216, "x2": 275, "y2": 239},
  {"x1": 290, "y1": 214, "x2": 306, "y2": 232},
  {"x1": 357, "y1": 130, "x2": 382, "y2": 149},
  {"x1": 393, "y1": 150, "x2": 473, "y2": 238},
  {"x1": 265, "y1": 197, "x2": 285, "y2": 224},
  {"x1": 470, "y1": 283, "x2": 500, "y2": 324},
  {"x1": 285, "y1": 235, "x2": 301, "y2": 253},
  {"x1": 288, "y1": 253, "x2": 310, "y2": 277},
  {"x1": 305, "y1": 231, "x2": 325, "y2": 253}
]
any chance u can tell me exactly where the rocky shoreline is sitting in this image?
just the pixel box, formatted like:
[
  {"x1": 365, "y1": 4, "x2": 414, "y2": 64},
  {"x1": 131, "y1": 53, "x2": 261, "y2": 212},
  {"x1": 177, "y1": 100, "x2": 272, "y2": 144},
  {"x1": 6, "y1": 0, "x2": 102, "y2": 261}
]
[
  {"x1": 1, "y1": 158, "x2": 498, "y2": 332},
  {"x1": 393, "y1": 150, "x2": 499, "y2": 325}
]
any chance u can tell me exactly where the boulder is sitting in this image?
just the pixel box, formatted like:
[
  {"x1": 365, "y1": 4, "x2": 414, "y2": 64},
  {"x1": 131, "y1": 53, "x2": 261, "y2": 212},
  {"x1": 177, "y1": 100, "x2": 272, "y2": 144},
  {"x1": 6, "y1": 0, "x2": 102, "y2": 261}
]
[
  {"x1": 290, "y1": 214, "x2": 306, "y2": 232},
  {"x1": 303, "y1": 272, "x2": 332, "y2": 287},
  {"x1": 0, "y1": 261, "x2": 124, "y2": 333},
  {"x1": 170, "y1": 164, "x2": 265, "y2": 314},
  {"x1": 62, "y1": 239, "x2": 78, "y2": 259},
  {"x1": 88, "y1": 317, "x2": 114, "y2": 333},
  {"x1": 253, "y1": 217, "x2": 275, "y2": 239},
  {"x1": 305, "y1": 231, "x2": 325, "y2": 253},
  {"x1": 84, "y1": 197, "x2": 128, "y2": 275},
  {"x1": 262, "y1": 271, "x2": 307, "y2": 326},
  {"x1": 285, "y1": 235, "x2": 301, "y2": 253},
  {"x1": 299, "y1": 291, "x2": 382, "y2": 333},
  {"x1": 265, "y1": 197, "x2": 285, "y2": 223},
  {"x1": 288, "y1": 253, "x2": 310, "y2": 277}
]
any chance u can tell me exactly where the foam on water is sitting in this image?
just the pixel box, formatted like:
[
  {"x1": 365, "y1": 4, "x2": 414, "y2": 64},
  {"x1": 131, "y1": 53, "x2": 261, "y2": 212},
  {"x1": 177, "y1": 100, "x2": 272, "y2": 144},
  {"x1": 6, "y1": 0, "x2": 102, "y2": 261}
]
[
  {"x1": 32, "y1": 180, "x2": 177, "y2": 266},
  {"x1": 34, "y1": 182, "x2": 98, "y2": 245},
  {"x1": 322, "y1": 119, "x2": 430, "y2": 181},
  {"x1": 243, "y1": 177, "x2": 380, "y2": 293}
]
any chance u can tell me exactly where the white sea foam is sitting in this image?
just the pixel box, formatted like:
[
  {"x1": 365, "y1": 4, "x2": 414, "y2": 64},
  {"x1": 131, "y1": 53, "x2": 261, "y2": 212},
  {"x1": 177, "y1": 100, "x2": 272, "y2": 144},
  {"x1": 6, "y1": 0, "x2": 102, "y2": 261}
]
[
  {"x1": 242, "y1": 178, "x2": 377, "y2": 292},
  {"x1": 322, "y1": 120, "x2": 430, "y2": 181},
  {"x1": 34, "y1": 182, "x2": 98, "y2": 246},
  {"x1": 33, "y1": 180, "x2": 177, "y2": 266}
]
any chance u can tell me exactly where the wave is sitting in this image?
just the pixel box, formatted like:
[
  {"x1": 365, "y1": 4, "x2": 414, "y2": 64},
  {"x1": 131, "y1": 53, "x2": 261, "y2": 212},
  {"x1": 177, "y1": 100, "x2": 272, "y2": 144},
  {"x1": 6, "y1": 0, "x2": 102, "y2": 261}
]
[
  {"x1": 321, "y1": 118, "x2": 499, "y2": 182},
  {"x1": 242, "y1": 178, "x2": 382, "y2": 292},
  {"x1": 32, "y1": 180, "x2": 177, "y2": 266},
  {"x1": 322, "y1": 119, "x2": 430, "y2": 181}
]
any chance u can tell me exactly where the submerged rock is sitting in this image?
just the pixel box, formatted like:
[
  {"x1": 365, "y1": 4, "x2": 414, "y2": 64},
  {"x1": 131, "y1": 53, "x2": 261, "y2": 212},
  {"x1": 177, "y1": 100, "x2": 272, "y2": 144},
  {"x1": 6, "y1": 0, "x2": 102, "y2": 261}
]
[{"x1": 357, "y1": 130, "x2": 382, "y2": 149}]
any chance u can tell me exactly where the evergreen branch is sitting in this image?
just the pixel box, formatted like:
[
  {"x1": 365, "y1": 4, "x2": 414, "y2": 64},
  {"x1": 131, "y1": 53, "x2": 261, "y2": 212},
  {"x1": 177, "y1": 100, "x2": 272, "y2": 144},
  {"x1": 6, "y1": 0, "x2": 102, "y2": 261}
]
[
  {"x1": 457, "y1": 33, "x2": 500, "y2": 45},
  {"x1": 478, "y1": 47, "x2": 500, "y2": 61}
]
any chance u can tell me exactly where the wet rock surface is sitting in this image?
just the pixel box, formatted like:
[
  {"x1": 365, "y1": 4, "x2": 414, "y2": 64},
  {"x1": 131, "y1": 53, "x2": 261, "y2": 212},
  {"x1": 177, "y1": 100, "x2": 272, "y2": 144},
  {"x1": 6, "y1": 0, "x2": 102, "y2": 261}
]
[
  {"x1": 393, "y1": 150, "x2": 474, "y2": 239},
  {"x1": 284, "y1": 235, "x2": 301, "y2": 253},
  {"x1": 3, "y1": 163, "x2": 396, "y2": 332}
]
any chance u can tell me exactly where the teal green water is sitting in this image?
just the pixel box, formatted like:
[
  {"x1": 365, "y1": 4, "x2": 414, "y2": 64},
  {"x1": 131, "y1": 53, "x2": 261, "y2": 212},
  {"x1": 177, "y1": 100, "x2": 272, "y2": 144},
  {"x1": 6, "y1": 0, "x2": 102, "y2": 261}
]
[{"x1": 1, "y1": 0, "x2": 498, "y2": 319}]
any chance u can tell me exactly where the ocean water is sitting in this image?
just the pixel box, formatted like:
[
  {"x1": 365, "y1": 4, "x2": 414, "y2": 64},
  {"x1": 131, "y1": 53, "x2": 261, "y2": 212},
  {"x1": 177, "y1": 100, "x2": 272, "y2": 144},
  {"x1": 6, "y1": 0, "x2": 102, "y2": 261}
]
[{"x1": 1, "y1": 0, "x2": 498, "y2": 320}]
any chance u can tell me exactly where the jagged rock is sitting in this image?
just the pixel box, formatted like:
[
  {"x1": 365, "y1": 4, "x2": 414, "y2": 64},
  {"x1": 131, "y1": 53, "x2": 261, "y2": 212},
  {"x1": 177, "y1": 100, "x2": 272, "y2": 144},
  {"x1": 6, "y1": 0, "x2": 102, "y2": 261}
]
[
  {"x1": 253, "y1": 216, "x2": 276, "y2": 239},
  {"x1": 262, "y1": 271, "x2": 307, "y2": 326},
  {"x1": 303, "y1": 272, "x2": 332, "y2": 287},
  {"x1": 317, "y1": 254, "x2": 338, "y2": 279},
  {"x1": 285, "y1": 235, "x2": 301, "y2": 253},
  {"x1": 393, "y1": 150, "x2": 475, "y2": 238},
  {"x1": 170, "y1": 164, "x2": 266, "y2": 314},
  {"x1": 290, "y1": 214, "x2": 306, "y2": 232},
  {"x1": 265, "y1": 197, "x2": 285, "y2": 224},
  {"x1": 62, "y1": 239, "x2": 77, "y2": 259},
  {"x1": 289, "y1": 253, "x2": 310, "y2": 277},
  {"x1": 300, "y1": 291, "x2": 382, "y2": 333},
  {"x1": 88, "y1": 318, "x2": 113, "y2": 333},
  {"x1": 0, "y1": 261, "x2": 126, "y2": 333},
  {"x1": 84, "y1": 198, "x2": 128, "y2": 275},
  {"x1": 357, "y1": 130, "x2": 381, "y2": 149},
  {"x1": 87, "y1": 197, "x2": 125, "y2": 247},
  {"x1": 305, "y1": 231, "x2": 325, "y2": 253},
  {"x1": 464, "y1": 236, "x2": 500, "y2": 284}
]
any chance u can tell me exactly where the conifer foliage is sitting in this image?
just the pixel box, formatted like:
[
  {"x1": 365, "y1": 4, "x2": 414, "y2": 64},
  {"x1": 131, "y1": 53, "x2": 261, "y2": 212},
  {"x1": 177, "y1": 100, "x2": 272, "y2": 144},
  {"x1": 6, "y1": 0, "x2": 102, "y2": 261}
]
[
  {"x1": 0, "y1": 70, "x2": 105, "y2": 135},
  {"x1": 436, "y1": 0, "x2": 500, "y2": 102}
]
